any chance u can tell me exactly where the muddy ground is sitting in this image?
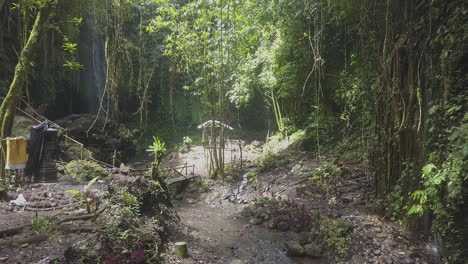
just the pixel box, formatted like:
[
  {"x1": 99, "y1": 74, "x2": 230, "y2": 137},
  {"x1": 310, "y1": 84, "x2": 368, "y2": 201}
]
[{"x1": 0, "y1": 179, "x2": 103, "y2": 263}]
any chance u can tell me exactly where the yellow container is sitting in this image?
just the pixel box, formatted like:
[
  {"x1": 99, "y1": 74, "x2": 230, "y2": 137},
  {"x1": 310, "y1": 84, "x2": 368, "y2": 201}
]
[{"x1": 5, "y1": 137, "x2": 27, "y2": 170}]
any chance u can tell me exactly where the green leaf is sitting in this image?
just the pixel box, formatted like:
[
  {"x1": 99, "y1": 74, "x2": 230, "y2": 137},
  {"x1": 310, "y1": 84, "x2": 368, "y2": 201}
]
[
  {"x1": 422, "y1": 164, "x2": 437, "y2": 177},
  {"x1": 84, "y1": 177, "x2": 99, "y2": 192},
  {"x1": 408, "y1": 204, "x2": 424, "y2": 216}
]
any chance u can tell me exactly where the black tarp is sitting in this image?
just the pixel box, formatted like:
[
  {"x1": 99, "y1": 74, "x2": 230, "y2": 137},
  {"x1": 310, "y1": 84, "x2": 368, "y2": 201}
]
[{"x1": 25, "y1": 120, "x2": 55, "y2": 176}]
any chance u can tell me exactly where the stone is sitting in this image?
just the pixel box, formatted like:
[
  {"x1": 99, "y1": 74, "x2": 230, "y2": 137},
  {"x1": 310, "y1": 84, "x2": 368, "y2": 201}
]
[
  {"x1": 304, "y1": 244, "x2": 321, "y2": 258},
  {"x1": 249, "y1": 218, "x2": 263, "y2": 225},
  {"x1": 285, "y1": 241, "x2": 305, "y2": 257},
  {"x1": 376, "y1": 233, "x2": 388, "y2": 238},
  {"x1": 277, "y1": 221, "x2": 290, "y2": 232},
  {"x1": 351, "y1": 254, "x2": 364, "y2": 264},
  {"x1": 49, "y1": 255, "x2": 61, "y2": 263},
  {"x1": 341, "y1": 196, "x2": 353, "y2": 203},
  {"x1": 268, "y1": 219, "x2": 278, "y2": 229}
]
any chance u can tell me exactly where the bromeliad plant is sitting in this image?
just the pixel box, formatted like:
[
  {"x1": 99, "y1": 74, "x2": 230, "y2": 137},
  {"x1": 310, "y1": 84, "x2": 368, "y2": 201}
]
[
  {"x1": 66, "y1": 177, "x2": 99, "y2": 214},
  {"x1": 148, "y1": 136, "x2": 167, "y2": 177}
]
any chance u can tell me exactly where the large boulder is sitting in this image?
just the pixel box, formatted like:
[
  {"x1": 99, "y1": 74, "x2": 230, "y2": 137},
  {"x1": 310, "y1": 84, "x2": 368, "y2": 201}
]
[
  {"x1": 65, "y1": 160, "x2": 109, "y2": 181},
  {"x1": 56, "y1": 114, "x2": 137, "y2": 163},
  {"x1": 12, "y1": 116, "x2": 34, "y2": 139}
]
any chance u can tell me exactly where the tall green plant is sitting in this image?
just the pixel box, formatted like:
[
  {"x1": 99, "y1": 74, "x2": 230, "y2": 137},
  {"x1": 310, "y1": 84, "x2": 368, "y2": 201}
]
[{"x1": 148, "y1": 136, "x2": 167, "y2": 176}]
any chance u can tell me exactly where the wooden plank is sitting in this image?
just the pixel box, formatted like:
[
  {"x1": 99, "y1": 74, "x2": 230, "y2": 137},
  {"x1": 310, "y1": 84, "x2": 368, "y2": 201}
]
[{"x1": 166, "y1": 174, "x2": 198, "y2": 185}]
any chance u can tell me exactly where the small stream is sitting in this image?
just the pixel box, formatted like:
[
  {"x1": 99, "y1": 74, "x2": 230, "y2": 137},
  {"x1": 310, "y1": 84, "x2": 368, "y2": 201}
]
[{"x1": 176, "y1": 202, "x2": 322, "y2": 264}]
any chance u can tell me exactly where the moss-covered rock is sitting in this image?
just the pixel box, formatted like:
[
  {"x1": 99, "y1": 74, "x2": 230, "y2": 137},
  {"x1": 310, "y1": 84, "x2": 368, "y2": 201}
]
[
  {"x1": 12, "y1": 116, "x2": 34, "y2": 139},
  {"x1": 285, "y1": 241, "x2": 305, "y2": 257},
  {"x1": 64, "y1": 160, "x2": 108, "y2": 181},
  {"x1": 65, "y1": 145, "x2": 93, "y2": 160},
  {"x1": 56, "y1": 114, "x2": 137, "y2": 163}
]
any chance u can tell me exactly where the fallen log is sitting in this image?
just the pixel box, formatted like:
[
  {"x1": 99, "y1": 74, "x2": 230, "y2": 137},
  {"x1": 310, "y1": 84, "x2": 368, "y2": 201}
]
[
  {"x1": 0, "y1": 207, "x2": 106, "y2": 239},
  {"x1": 0, "y1": 234, "x2": 49, "y2": 249},
  {"x1": 0, "y1": 223, "x2": 32, "y2": 237},
  {"x1": 25, "y1": 202, "x2": 81, "y2": 211}
]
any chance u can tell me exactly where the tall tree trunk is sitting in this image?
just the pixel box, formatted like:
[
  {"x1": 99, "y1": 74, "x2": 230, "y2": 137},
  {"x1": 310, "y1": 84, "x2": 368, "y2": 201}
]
[
  {"x1": 0, "y1": 0, "x2": 5, "y2": 12},
  {"x1": 0, "y1": 2, "x2": 55, "y2": 176}
]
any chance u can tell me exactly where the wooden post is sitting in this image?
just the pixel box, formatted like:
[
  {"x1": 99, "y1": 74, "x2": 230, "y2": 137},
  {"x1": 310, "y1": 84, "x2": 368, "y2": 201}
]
[
  {"x1": 239, "y1": 141, "x2": 243, "y2": 169},
  {"x1": 175, "y1": 242, "x2": 188, "y2": 258}
]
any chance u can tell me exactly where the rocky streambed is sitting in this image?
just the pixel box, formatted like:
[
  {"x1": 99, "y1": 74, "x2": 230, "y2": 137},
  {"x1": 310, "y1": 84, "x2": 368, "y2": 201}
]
[
  {"x1": 168, "y1": 201, "x2": 322, "y2": 264},
  {"x1": 163, "y1": 154, "x2": 443, "y2": 264}
]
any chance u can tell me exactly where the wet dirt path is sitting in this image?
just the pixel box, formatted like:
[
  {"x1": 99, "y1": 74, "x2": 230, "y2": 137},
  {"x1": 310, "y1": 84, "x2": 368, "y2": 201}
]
[{"x1": 175, "y1": 202, "x2": 322, "y2": 264}]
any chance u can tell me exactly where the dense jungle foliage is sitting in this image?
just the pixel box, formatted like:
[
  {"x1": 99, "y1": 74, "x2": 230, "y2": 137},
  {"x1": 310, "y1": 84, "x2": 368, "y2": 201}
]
[{"x1": 0, "y1": 0, "x2": 466, "y2": 262}]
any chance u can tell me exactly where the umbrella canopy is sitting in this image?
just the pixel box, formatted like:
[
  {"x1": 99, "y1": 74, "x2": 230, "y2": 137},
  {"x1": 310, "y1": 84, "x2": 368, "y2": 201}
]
[{"x1": 197, "y1": 120, "x2": 234, "y2": 130}]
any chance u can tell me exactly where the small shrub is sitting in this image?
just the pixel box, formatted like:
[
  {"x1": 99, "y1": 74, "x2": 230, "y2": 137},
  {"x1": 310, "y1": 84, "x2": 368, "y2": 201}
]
[
  {"x1": 309, "y1": 161, "x2": 341, "y2": 197},
  {"x1": 260, "y1": 153, "x2": 288, "y2": 171},
  {"x1": 189, "y1": 179, "x2": 210, "y2": 193},
  {"x1": 247, "y1": 172, "x2": 258, "y2": 183},
  {"x1": 319, "y1": 218, "x2": 352, "y2": 258},
  {"x1": 65, "y1": 145, "x2": 93, "y2": 160},
  {"x1": 65, "y1": 160, "x2": 108, "y2": 181},
  {"x1": 183, "y1": 136, "x2": 192, "y2": 149},
  {"x1": 31, "y1": 216, "x2": 53, "y2": 235}
]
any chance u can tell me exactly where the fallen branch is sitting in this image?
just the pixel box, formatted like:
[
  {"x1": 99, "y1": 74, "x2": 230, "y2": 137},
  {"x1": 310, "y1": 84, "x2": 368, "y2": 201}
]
[
  {"x1": 25, "y1": 202, "x2": 81, "y2": 211},
  {"x1": 57, "y1": 207, "x2": 107, "y2": 224}
]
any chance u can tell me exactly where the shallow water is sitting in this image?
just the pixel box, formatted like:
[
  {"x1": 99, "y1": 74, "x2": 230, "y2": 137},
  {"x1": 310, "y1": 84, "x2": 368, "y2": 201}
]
[{"x1": 176, "y1": 202, "x2": 322, "y2": 264}]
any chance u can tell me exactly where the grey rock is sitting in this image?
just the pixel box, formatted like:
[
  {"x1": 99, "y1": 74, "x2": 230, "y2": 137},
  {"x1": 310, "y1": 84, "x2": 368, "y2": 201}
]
[
  {"x1": 351, "y1": 254, "x2": 364, "y2": 264},
  {"x1": 277, "y1": 221, "x2": 290, "y2": 232},
  {"x1": 256, "y1": 208, "x2": 267, "y2": 218},
  {"x1": 376, "y1": 233, "x2": 387, "y2": 238},
  {"x1": 250, "y1": 218, "x2": 263, "y2": 225},
  {"x1": 285, "y1": 241, "x2": 305, "y2": 257},
  {"x1": 268, "y1": 218, "x2": 278, "y2": 229},
  {"x1": 341, "y1": 196, "x2": 353, "y2": 203}
]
